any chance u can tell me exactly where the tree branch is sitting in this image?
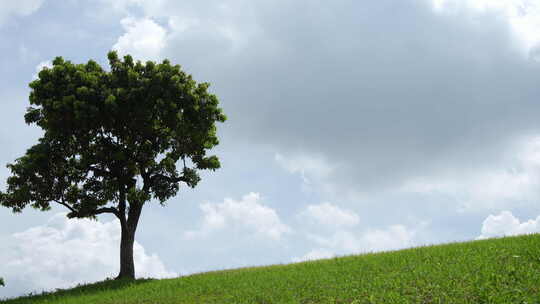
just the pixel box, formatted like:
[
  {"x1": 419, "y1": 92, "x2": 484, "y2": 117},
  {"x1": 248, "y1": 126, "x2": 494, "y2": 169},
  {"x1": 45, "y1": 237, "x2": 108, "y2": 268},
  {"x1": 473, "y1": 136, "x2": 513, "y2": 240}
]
[
  {"x1": 151, "y1": 173, "x2": 189, "y2": 184},
  {"x1": 55, "y1": 200, "x2": 76, "y2": 214},
  {"x1": 140, "y1": 171, "x2": 189, "y2": 194},
  {"x1": 54, "y1": 201, "x2": 119, "y2": 218},
  {"x1": 88, "y1": 166, "x2": 113, "y2": 177},
  {"x1": 93, "y1": 207, "x2": 120, "y2": 217}
]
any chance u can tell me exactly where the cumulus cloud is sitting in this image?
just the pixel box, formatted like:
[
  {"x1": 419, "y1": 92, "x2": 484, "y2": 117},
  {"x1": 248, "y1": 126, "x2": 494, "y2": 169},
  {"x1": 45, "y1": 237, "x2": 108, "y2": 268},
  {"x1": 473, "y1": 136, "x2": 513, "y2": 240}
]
[
  {"x1": 360, "y1": 225, "x2": 418, "y2": 251},
  {"x1": 171, "y1": 0, "x2": 540, "y2": 211},
  {"x1": 122, "y1": 0, "x2": 256, "y2": 48},
  {"x1": 432, "y1": 0, "x2": 540, "y2": 57},
  {"x1": 107, "y1": 1, "x2": 256, "y2": 61},
  {"x1": 300, "y1": 202, "x2": 360, "y2": 228},
  {"x1": 477, "y1": 210, "x2": 540, "y2": 239},
  {"x1": 33, "y1": 60, "x2": 52, "y2": 79},
  {"x1": 101, "y1": 0, "x2": 540, "y2": 215},
  {"x1": 292, "y1": 248, "x2": 334, "y2": 263},
  {"x1": 5, "y1": 0, "x2": 540, "y2": 296},
  {"x1": 308, "y1": 225, "x2": 417, "y2": 254},
  {"x1": 295, "y1": 224, "x2": 418, "y2": 263},
  {"x1": 0, "y1": 0, "x2": 44, "y2": 25},
  {"x1": 275, "y1": 153, "x2": 334, "y2": 190},
  {"x1": 184, "y1": 192, "x2": 291, "y2": 241},
  {"x1": 112, "y1": 17, "x2": 168, "y2": 61},
  {"x1": 0, "y1": 213, "x2": 175, "y2": 299},
  {"x1": 294, "y1": 202, "x2": 422, "y2": 262},
  {"x1": 400, "y1": 136, "x2": 540, "y2": 210},
  {"x1": 94, "y1": 0, "x2": 142, "y2": 13}
]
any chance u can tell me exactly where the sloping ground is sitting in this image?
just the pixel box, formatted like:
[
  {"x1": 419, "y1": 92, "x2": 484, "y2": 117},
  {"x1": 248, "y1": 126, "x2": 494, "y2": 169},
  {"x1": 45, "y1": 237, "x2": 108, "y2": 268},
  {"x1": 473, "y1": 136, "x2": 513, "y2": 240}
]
[{"x1": 2, "y1": 234, "x2": 539, "y2": 304}]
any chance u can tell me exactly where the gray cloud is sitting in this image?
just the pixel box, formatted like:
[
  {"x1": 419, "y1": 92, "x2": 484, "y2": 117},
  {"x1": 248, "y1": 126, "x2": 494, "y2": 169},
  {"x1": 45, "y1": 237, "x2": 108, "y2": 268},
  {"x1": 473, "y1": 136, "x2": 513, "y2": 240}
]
[
  {"x1": 128, "y1": 0, "x2": 540, "y2": 198},
  {"x1": 0, "y1": 0, "x2": 44, "y2": 26},
  {"x1": 7, "y1": 1, "x2": 540, "y2": 198},
  {"x1": 3, "y1": 0, "x2": 540, "y2": 298},
  {"x1": 128, "y1": 0, "x2": 540, "y2": 240}
]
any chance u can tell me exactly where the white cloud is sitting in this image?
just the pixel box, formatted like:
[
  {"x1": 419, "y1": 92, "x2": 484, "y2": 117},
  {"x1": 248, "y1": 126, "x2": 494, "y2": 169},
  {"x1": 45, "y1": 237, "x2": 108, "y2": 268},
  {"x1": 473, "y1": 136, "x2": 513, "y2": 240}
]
[
  {"x1": 308, "y1": 225, "x2": 417, "y2": 254},
  {"x1": 275, "y1": 153, "x2": 334, "y2": 180},
  {"x1": 0, "y1": 0, "x2": 44, "y2": 25},
  {"x1": 292, "y1": 248, "x2": 334, "y2": 262},
  {"x1": 296, "y1": 223, "x2": 420, "y2": 263},
  {"x1": 33, "y1": 60, "x2": 52, "y2": 80},
  {"x1": 94, "y1": 0, "x2": 142, "y2": 13},
  {"x1": 360, "y1": 225, "x2": 417, "y2": 251},
  {"x1": 168, "y1": 16, "x2": 200, "y2": 33},
  {"x1": 477, "y1": 210, "x2": 540, "y2": 239},
  {"x1": 400, "y1": 136, "x2": 540, "y2": 211},
  {"x1": 293, "y1": 200, "x2": 426, "y2": 263},
  {"x1": 0, "y1": 213, "x2": 175, "y2": 299},
  {"x1": 275, "y1": 153, "x2": 336, "y2": 193},
  {"x1": 402, "y1": 170, "x2": 536, "y2": 210},
  {"x1": 184, "y1": 192, "x2": 291, "y2": 241},
  {"x1": 102, "y1": 0, "x2": 258, "y2": 53},
  {"x1": 293, "y1": 224, "x2": 418, "y2": 262},
  {"x1": 301, "y1": 202, "x2": 360, "y2": 228},
  {"x1": 432, "y1": 0, "x2": 540, "y2": 58},
  {"x1": 95, "y1": 0, "x2": 167, "y2": 16},
  {"x1": 112, "y1": 17, "x2": 168, "y2": 61}
]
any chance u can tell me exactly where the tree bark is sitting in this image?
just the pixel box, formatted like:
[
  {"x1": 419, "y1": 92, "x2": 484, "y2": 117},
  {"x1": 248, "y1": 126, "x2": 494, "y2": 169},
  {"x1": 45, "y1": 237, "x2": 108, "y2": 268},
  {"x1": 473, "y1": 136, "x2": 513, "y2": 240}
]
[
  {"x1": 117, "y1": 222, "x2": 136, "y2": 279},
  {"x1": 116, "y1": 202, "x2": 143, "y2": 280}
]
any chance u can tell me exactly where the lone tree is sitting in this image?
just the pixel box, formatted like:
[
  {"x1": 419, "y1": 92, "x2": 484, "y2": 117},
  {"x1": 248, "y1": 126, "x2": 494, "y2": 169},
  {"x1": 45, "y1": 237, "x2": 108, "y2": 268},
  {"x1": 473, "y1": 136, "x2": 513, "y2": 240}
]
[
  {"x1": 0, "y1": 277, "x2": 4, "y2": 287},
  {"x1": 0, "y1": 51, "x2": 226, "y2": 280}
]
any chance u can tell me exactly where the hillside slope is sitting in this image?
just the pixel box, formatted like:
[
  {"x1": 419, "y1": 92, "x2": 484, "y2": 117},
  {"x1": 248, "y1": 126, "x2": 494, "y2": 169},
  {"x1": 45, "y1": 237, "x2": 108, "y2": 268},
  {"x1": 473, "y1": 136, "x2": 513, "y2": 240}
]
[{"x1": 2, "y1": 234, "x2": 539, "y2": 304}]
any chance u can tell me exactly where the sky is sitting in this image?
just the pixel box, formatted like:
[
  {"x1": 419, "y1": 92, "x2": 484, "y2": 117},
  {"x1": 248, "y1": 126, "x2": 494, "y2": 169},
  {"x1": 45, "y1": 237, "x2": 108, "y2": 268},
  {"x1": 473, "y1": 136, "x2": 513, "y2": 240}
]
[{"x1": 2, "y1": 0, "x2": 540, "y2": 299}]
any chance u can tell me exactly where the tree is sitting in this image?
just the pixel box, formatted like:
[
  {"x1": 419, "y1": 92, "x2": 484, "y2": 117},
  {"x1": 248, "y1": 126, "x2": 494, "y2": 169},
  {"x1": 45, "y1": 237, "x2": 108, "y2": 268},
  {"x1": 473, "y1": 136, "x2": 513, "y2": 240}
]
[
  {"x1": 0, "y1": 51, "x2": 226, "y2": 280},
  {"x1": 0, "y1": 277, "x2": 4, "y2": 287}
]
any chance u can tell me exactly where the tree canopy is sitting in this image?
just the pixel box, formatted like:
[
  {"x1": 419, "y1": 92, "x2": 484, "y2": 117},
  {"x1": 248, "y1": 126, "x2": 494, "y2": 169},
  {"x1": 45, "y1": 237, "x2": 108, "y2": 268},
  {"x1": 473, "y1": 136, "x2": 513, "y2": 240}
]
[{"x1": 0, "y1": 51, "x2": 226, "y2": 279}]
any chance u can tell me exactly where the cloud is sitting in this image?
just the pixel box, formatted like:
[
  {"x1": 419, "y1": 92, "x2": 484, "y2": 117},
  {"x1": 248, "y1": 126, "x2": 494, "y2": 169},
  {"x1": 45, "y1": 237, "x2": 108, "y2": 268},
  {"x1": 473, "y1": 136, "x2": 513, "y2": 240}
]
[
  {"x1": 155, "y1": 0, "x2": 540, "y2": 211},
  {"x1": 400, "y1": 136, "x2": 540, "y2": 210},
  {"x1": 477, "y1": 210, "x2": 540, "y2": 239},
  {"x1": 432, "y1": 0, "x2": 540, "y2": 57},
  {"x1": 292, "y1": 248, "x2": 334, "y2": 262},
  {"x1": 300, "y1": 202, "x2": 360, "y2": 228},
  {"x1": 308, "y1": 225, "x2": 417, "y2": 254},
  {"x1": 100, "y1": 0, "x2": 540, "y2": 214},
  {"x1": 93, "y1": 0, "x2": 142, "y2": 13},
  {"x1": 108, "y1": 1, "x2": 255, "y2": 61},
  {"x1": 295, "y1": 224, "x2": 419, "y2": 263},
  {"x1": 275, "y1": 153, "x2": 334, "y2": 189},
  {"x1": 360, "y1": 225, "x2": 418, "y2": 251},
  {"x1": 33, "y1": 60, "x2": 52, "y2": 79},
  {"x1": 294, "y1": 202, "x2": 423, "y2": 262},
  {"x1": 112, "y1": 17, "x2": 168, "y2": 61},
  {"x1": 4, "y1": 0, "x2": 540, "y2": 296},
  {"x1": 0, "y1": 0, "x2": 44, "y2": 25},
  {"x1": 184, "y1": 192, "x2": 291, "y2": 241},
  {"x1": 0, "y1": 213, "x2": 175, "y2": 299}
]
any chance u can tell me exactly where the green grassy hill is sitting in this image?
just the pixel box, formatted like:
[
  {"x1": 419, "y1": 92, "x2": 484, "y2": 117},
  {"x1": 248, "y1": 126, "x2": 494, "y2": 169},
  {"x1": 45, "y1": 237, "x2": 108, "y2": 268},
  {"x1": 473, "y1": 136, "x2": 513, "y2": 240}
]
[{"x1": 2, "y1": 234, "x2": 539, "y2": 304}]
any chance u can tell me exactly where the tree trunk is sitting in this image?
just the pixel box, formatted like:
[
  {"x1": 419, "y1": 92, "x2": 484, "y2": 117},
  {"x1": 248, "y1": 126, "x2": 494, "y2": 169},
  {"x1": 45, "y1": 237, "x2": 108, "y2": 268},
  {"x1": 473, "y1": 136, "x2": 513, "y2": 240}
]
[
  {"x1": 116, "y1": 223, "x2": 136, "y2": 280},
  {"x1": 116, "y1": 202, "x2": 143, "y2": 280}
]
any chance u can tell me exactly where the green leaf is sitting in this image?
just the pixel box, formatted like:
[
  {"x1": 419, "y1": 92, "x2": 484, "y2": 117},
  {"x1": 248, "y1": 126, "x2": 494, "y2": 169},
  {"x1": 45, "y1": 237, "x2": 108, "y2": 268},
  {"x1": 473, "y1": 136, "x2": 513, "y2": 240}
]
[{"x1": 1, "y1": 51, "x2": 226, "y2": 229}]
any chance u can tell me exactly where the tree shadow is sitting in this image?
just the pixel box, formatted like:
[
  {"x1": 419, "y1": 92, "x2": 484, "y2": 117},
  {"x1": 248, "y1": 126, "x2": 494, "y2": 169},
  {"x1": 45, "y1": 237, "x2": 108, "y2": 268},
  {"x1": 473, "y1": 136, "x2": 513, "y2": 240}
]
[
  {"x1": 52, "y1": 278, "x2": 155, "y2": 295},
  {"x1": 3, "y1": 278, "x2": 156, "y2": 303}
]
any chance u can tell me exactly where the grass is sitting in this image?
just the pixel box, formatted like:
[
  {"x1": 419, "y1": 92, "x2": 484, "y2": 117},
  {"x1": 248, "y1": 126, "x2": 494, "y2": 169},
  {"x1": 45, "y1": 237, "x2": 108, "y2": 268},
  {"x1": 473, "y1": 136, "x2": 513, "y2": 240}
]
[{"x1": 2, "y1": 234, "x2": 539, "y2": 303}]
